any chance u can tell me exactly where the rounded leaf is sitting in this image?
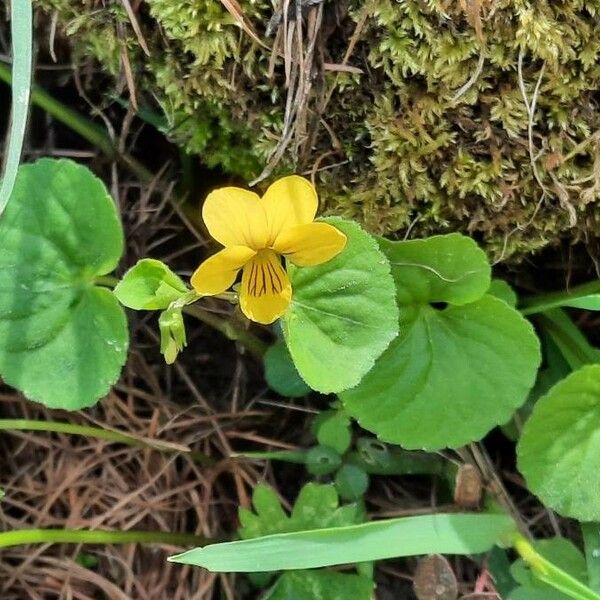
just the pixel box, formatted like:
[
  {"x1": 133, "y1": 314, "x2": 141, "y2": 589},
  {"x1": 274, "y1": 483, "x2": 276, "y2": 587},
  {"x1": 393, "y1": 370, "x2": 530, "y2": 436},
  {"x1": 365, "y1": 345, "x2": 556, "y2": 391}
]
[
  {"x1": 264, "y1": 341, "x2": 312, "y2": 397},
  {"x1": 517, "y1": 365, "x2": 600, "y2": 520},
  {"x1": 306, "y1": 446, "x2": 342, "y2": 476},
  {"x1": 342, "y1": 296, "x2": 540, "y2": 449},
  {"x1": 313, "y1": 410, "x2": 352, "y2": 454},
  {"x1": 282, "y1": 218, "x2": 398, "y2": 393},
  {"x1": 115, "y1": 258, "x2": 188, "y2": 310},
  {"x1": 0, "y1": 159, "x2": 128, "y2": 409},
  {"x1": 335, "y1": 464, "x2": 369, "y2": 501}
]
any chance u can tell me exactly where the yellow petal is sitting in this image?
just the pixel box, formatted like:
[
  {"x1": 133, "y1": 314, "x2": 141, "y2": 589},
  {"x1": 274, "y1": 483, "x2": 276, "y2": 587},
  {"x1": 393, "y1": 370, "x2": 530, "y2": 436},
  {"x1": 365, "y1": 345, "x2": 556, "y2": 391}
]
[
  {"x1": 191, "y1": 246, "x2": 256, "y2": 295},
  {"x1": 202, "y1": 187, "x2": 269, "y2": 250},
  {"x1": 261, "y1": 175, "x2": 318, "y2": 243},
  {"x1": 240, "y1": 250, "x2": 292, "y2": 324},
  {"x1": 272, "y1": 222, "x2": 347, "y2": 267}
]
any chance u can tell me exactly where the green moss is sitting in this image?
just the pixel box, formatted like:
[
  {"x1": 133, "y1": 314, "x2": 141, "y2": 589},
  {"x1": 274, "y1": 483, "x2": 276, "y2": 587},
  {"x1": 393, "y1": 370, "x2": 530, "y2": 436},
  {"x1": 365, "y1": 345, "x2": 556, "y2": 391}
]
[{"x1": 35, "y1": 0, "x2": 600, "y2": 260}]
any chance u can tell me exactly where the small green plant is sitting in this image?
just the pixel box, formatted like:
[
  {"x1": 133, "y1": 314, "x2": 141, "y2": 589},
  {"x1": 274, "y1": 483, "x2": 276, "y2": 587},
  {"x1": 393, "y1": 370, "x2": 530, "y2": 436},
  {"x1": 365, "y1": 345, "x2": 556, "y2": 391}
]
[{"x1": 1, "y1": 156, "x2": 600, "y2": 598}]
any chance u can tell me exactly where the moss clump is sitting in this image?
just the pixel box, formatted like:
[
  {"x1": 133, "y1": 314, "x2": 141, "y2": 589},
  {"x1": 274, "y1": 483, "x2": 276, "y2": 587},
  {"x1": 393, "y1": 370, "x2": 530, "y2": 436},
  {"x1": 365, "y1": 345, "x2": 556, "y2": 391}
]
[{"x1": 35, "y1": 0, "x2": 600, "y2": 260}]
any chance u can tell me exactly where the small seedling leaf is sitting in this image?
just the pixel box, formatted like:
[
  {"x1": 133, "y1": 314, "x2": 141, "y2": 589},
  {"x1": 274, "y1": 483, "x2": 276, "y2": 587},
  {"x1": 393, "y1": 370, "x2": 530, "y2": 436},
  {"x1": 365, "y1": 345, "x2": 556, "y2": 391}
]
[{"x1": 114, "y1": 258, "x2": 188, "y2": 310}]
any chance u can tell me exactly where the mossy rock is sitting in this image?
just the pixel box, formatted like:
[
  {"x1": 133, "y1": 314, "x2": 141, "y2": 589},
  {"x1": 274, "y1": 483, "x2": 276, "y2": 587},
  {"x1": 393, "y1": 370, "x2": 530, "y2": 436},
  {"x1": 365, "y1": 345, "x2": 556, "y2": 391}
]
[{"x1": 35, "y1": 0, "x2": 600, "y2": 261}]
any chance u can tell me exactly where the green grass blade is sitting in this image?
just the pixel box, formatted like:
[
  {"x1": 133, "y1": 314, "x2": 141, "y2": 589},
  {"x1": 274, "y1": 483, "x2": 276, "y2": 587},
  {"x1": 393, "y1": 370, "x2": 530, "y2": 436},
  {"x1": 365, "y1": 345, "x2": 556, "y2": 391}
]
[
  {"x1": 0, "y1": 0, "x2": 33, "y2": 215},
  {"x1": 582, "y1": 523, "x2": 600, "y2": 594},
  {"x1": 169, "y1": 512, "x2": 516, "y2": 572}
]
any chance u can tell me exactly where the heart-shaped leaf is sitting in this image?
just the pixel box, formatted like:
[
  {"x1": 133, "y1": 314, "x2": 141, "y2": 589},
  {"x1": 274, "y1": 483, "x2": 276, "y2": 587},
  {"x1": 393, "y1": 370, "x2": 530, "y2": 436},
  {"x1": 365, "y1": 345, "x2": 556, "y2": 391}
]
[
  {"x1": 282, "y1": 218, "x2": 398, "y2": 393},
  {"x1": 0, "y1": 159, "x2": 128, "y2": 409},
  {"x1": 341, "y1": 234, "x2": 540, "y2": 450},
  {"x1": 518, "y1": 365, "x2": 600, "y2": 521}
]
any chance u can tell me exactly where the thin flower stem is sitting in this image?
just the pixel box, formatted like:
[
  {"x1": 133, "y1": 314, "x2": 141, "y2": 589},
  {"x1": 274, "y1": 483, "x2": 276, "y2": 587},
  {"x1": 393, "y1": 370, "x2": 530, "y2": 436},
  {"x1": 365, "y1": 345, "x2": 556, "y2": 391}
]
[
  {"x1": 513, "y1": 533, "x2": 600, "y2": 600},
  {"x1": 95, "y1": 274, "x2": 120, "y2": 288},
  {"x1": 183, "y1": 304, "x2": 267, "y2": 359},
  {"x1": 0, "y1": 528, "x2": 207, "y2": 549},
  {"x1": 0, "y1": 419, "x2": 214, "y2": 466}
]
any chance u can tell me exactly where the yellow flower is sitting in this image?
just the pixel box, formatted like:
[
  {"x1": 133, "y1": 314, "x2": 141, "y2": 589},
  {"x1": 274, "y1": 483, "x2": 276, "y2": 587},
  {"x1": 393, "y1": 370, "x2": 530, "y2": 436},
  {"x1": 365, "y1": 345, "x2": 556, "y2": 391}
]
[{"x1": 191, "y1": 175, "x2": 347, "y2": 324}]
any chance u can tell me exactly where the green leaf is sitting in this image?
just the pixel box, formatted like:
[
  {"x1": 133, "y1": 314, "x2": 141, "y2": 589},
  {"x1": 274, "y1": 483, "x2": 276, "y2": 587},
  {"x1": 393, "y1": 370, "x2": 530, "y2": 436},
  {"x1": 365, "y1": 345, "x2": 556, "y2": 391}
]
[
  {"x1": 582, "y1": 523, "x2": 600, "y2": 594},
  {"x1": 518, "y1": 365, "x2": 600, "y2": 521},
  {"x1": 488, "y1": 547, "x2": 518, "y2": 598},
  {"x1": 0, "y1": 159, "x2": 128, "y2": 409},
  {"x1": 306, "y1": 446, "x2": 342, "y2": 476},
  {"x1": 264, "y1": 570, "x2": 373, "y2": 600},
  {"x1": 169, "y1": 512, "x2": 516, "y2": 571},
  {"x1": 537, "y1": 309, "x2": 600, "y2": 370},
  {"x1": 502, "y1": 332, "x2": 572, "y2": 442},
  {"x1": 0, "y1": 0, "x2": 33, "y2": 215},
  {"x1": 238, "y1": 483, "x2": 362, "y2": 541},
  {"x1": 488, "y1": 279, "x2": 518, "y2": 307},
  {"x1": 510, "y1": 538, "x2": 588, "y2": 600},
  {"x1": 282, "y1": 218, "x2": 398, "y2": 394},
  {"x1": 335, "y1": 465, "x2": 369, "y2": 501},
  {"x1": 313, "y1": 410, "x2": 352, "y2": 454},
  {"x1": 347, "y1": 438, "x2": 447, "y2": 476},
  {"x1": 521, "y1": 281, "x2": 600, "y2": 316},
  {"x1": 239, "y1": 485, "x2": 290, "y2": 540},
  {"x1": 380, "y1": 233, "x2": 491, "y2": 305},
  {"x1": 237, "y1": 483, "x2": 367, "y2": 591},
  {"x1": 114, "y1": 258, "x2": 188, "y2": 310},
  {"x1": 290, "y1": 483, "x2": 354, "y2": 530},
  {"x1": 341, "y1": 240, "x2": 540, "y2": 449},
  {"x1": 264, "y1": 341, "x2": 312, "y2": 398}
]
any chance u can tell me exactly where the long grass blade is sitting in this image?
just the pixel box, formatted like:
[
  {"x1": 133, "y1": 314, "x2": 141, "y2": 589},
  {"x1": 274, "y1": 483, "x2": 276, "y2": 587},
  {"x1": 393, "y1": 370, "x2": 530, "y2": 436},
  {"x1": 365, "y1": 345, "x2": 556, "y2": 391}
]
[
  {"x1": 0, "y1": 0, "x2": 33, "y2": 215},
  {"x1": 169, "y1": 512, "x2": 516, "y2": 572}
]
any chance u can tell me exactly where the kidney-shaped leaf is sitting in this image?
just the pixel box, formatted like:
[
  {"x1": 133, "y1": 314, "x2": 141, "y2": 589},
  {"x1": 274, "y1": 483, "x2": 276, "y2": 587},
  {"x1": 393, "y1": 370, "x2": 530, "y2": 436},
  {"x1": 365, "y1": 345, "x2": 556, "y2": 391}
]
[
  {"x1": 518, "y1": 365, "x2": 600, "y2": 521},
  {"x1": 341, "y1": 234, "x2": 540, "y2": 450},
  {"x1": 0, "y1": 159, "x2": 128, "y2": 409},
  {"x1": 282, "y1": 218, "x2": 398, "y2": 393}
]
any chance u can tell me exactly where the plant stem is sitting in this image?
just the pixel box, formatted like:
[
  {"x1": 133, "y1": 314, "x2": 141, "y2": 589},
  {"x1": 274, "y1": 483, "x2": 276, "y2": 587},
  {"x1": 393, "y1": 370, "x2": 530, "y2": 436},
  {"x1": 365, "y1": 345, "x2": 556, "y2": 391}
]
[
  {"x1": 183, "y1": 304, "x2": 267, "y2": 359},
  {"x1": 0, "y1": 419, "x2": 213, "y2": 466},
  {"x1": 520, "y1": 280, "x2": 600, "y2": 316},
  {"x1": 0, "y1": 528, "x2": 206, "y2": 549},
  {"x1": 0, "y1": 61, "x2": 154, "y2": 183},
  {"x1": 95, "y1": 274, "x2": 120, "y2": 288},
  {"x1": 513, "y1": 534, "x2": 600, "y2": 600}
]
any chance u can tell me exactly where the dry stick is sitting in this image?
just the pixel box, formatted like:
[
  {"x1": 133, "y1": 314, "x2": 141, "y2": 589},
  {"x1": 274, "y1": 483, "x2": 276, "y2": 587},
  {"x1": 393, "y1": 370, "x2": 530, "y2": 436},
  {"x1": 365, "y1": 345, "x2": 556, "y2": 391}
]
[
  {"x1": 494, "y1": 51, "x2": 548, "y2": 264},
  {"x1": 251, "y1": 3, "x2": 323, "y2": 185},
  {"x1": 517, "y1": 48, "x2": 548, "y2": 197},
  {"x1": 120, "y1": 0, "x2": 151, "y2": 56},
  {"x1": 450, "y1": 49, "x2": 486, "y2": 104}
]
